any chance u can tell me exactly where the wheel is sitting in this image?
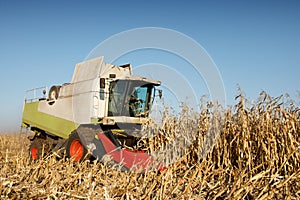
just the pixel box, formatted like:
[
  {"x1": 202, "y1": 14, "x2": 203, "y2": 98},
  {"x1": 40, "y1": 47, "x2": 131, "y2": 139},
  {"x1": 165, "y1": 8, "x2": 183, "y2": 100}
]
[
  {"x1": 66, "y1": 132, "x2": 89, "y2": 162},
  {"x1": 48, "y1": 85, "x2": 61, "y2": 101},
  {"x1": 29, "y1": 138, "x2": 51, "y2": 161},
  {"x1": 29, "y1": 141, "x2": 40, "y2": 161}
]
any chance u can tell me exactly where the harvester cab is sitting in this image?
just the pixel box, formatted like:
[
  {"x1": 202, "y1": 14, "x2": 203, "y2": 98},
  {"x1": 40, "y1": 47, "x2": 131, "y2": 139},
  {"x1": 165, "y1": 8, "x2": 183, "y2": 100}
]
[{"x1": 22, "y1": 56, "x2": 164, "y2": 172}]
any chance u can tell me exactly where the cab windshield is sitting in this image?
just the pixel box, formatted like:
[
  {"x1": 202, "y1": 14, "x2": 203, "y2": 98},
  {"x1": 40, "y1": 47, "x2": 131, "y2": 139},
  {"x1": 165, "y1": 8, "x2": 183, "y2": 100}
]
[{"x1": 108, "y1": 80, "x2": 154, "y2": 117}]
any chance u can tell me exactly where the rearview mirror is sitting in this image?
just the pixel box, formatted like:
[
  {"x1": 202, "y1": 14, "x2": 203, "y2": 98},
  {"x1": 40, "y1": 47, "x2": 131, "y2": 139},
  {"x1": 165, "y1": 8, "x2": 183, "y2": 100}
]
[{"x1": 158, "y1": 89, "x2": 162, "y2": 99}]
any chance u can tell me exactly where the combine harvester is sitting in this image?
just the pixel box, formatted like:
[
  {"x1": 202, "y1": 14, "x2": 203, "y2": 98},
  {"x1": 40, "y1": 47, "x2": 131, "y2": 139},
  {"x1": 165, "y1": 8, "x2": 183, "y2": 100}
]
[{"x1": 22, "y1": 56, "x2": 165, "y2": 172}]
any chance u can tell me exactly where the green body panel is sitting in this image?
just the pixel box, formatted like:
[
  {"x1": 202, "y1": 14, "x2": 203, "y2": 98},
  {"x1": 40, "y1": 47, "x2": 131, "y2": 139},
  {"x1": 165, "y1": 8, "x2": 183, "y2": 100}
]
[{"x1": 22, "y1": 102, "x2": 78, "y2": 139}]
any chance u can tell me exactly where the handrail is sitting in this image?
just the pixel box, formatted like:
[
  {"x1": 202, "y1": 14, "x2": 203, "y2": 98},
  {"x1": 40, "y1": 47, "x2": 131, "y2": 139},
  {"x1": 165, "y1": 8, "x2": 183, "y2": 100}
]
[{"x1": 24, "y1": 86, "x2": 48, "y2": 103}]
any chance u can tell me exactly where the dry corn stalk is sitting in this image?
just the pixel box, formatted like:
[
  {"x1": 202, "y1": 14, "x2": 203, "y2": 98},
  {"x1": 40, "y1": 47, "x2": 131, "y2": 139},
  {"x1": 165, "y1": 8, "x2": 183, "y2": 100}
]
[{"x1": 0, "y1": 91, "x2": 299, "y2": 199}]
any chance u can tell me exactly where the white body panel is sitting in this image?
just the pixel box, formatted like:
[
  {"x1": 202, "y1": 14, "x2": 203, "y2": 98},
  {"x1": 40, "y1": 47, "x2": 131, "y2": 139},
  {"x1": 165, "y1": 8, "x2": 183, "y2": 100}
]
[{"x1": 38, "y1": 56, "x2": 132, "y2": 124}]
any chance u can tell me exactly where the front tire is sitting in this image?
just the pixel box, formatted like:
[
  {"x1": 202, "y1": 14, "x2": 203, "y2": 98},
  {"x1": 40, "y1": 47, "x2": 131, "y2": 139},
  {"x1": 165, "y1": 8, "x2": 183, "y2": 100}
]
[{"x1": 66, "y1": 132, "x2": 89, "y2": 162}]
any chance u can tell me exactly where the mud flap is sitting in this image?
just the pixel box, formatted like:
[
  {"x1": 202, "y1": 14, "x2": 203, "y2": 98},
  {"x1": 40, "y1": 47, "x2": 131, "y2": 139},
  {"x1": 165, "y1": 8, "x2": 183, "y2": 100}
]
[{"x1": 76, "y1": 124, "x2": 105, "y2": 156}]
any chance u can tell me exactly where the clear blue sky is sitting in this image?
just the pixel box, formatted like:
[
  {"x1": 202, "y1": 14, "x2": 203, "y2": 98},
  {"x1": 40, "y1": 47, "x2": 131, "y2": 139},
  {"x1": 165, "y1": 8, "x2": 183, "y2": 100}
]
[{"x1": 0, "y1": 0, "x2": 299, "y2": 132}]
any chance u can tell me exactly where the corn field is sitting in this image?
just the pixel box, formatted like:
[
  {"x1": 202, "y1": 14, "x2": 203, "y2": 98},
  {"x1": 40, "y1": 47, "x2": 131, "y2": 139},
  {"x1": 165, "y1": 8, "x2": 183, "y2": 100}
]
[{"x1": 1, "y1": 91, "x2": 300, "y2": 199}]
